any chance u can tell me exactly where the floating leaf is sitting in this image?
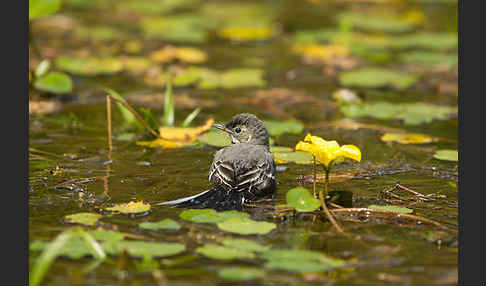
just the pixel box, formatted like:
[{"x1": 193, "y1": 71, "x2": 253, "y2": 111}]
[
  {"x1": 64, "y1": 213, "x2": 102, "y2": 226},
  {"x1": 55, "y1": 56, "x2": 123, "y2": 76},
  {"x1": 33, "y1": 72, "x2": 73, "y2": 94},
  {"x1": 179, "y1": 209, "x2": 250, "y2": 223},
  {"x1": 338, "y1": 68, "x2": 419, "y2": 89},
  {"x1": 199, "y1": 68, "x2": 266, "y2": 89},
  {"x1": 292, "y1": 44, "x2": 348, "y2": 63},
  {"x1": 389, "y1": 33, "x2": 457, "y2": 51},
  {"x1": 433, "y1": 149, "x2": 458, "y2": 162},
  {"x1": 141, "y1": 14, "x2": 209, "y2": 43},
  {"x1": 150, "y1": 46, "x2": 208, "y2": 63},
  {"x1": 197, "y1": 130, "x2": 231, "y2": 147},
  {"x1": 104, "y1": 201, "x2": 151, "y2": 214},
  {"x1": 87, "y1": 229, "x2": 124, "y2": 242},
  {"x1": 286, "y1": 187, "x2": 321, "y2": 212},
  {"x1": 380, "y1": 133, "x2": 438, "y2": 144},
  {"x1": 218, "y1": 267, "x2": 265, "y2": 281},
  {"x1": 340, "y1": 102, "x2": 457, "y2": 125},
  {"x1": 261, "y1": 249, "x2": 345, "y2": 273},
  {"x1": 196, "y1": 244, "x2": 255, "y2": 260},
  {"x1": 219, "y1": 25, "x2": 274, "y2": 42},
  {"x1": 102, "y1": 241, "x2": 185, "y2": 258},
  {"x1": 264, "y1": 120, "x2": 304, "y2": 137},
  {"x1": 368, "y1": 205, "x2": 413, "y2": 214},
  {"x1": 269, "y1": 146, "x2": 294, "y2": 153},
  {"x1": 222, "y1": 239, "x2": 270, "y2": 252},
  {"x1": 30, "y1": 0, "x2": 61, "y2": 20},
  {"x1": 217, "y1": 218, "x2": 276, "y2": 235},
  {"x1": 338, "y1": 12, "x2": 417, "y2": 33},
  {"x1": 398, "y1": 51, "x2": 458, "y2": 68},
  {"x1": 30, "y1": 237, "x2": 94, "y2": 259},
  {"x1": 273, "y1": 150, "x2": 314, "y2": 165},
  {"x1": 293, "y1": 29, "x2": 338, "y2": 44},
  {"x1": 139, "y1": 219, "x2": 181, "y2": 231}
]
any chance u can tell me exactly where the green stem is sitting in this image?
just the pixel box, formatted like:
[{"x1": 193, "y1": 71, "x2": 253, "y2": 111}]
[
  {"x1": 313, "y1": 156, "x2": 317, "y2": 198},
  {"x1": 324, "y1": 167, "x2": 330, "y2": 200}
]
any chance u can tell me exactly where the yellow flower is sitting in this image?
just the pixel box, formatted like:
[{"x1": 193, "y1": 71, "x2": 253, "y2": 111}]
[{"x1": 295, "y1": 133, "x2": 361, "y2": 168}]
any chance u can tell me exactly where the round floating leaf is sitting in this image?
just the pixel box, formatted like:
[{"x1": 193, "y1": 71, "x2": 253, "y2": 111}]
[
  {"x1": 196, "y1": 244, "x2": 255, "y2": 260},
  {"x1": 217, "y1": 218, "x2": 276, "y2": 235},
  {"x1": 33, "y1": 72, "x2": 73, "y2": 94},
  {"x1": 102, "y1": 241, "x2": 185, "y2": 258},
  {"x1": 218, "y1": 267, "x2": 265, "y2": 281},
  {"x1": 269, "y1": 146, "x2": 294, "y2": 153},
  {"x1": 30, "y1": 0, "x2": 61, "y2": 20},
  {"x1": 286, "y1": 187, "x2": 321, "y2": 212},
  {"x1": 261, "y1": 249, "x2": 345, "y2": 273},
  {"x1": 222, "y1": 239, "x2": 270, "y2": 252},
  {"x1": 197, "y1": 130, "x2": 231, "y2": 147},
  {"x1": 368, "y1": 205, "x2": 413, "y2": 214},
  {"x1": 55, "y1": 56, "x2": 123, "y2": 76},
  {"x1": 64, "y1": 213, "x2": 101, "y2": 226},
  {"x1": 398, "y1": 51, "x2": 458, "y2": 68},
  {"x1": 389, "y1": 33, "x2": 457, "y2": 51},
  {"x1": 105, "y1": 201, "x2": 151, "y2": 214},
  {"x1": 179, "y1": 209, "x2": 250, "y2": 223},
  {"x1": 338, "y1": 68, "x2": 419, "y2": 89},
  {"x1": 219, "y1": 25, "x2": 273, "y2": 42},
  {"x1": 264, "y1": 120, "x2": 304, "y2": 137},
  {"x1": 139, "y1": 219, "x2": 181, "y2": 231},
  {"x1": 273, "y1": 150, "x2": 314, "y2": 165},
  {"x1": 340, "y1": 102, "x2": 457, "y2": 125},
  {"x1": 140, "y1": 14, "x2": 208, "y2": 43},
  {"x1": 433, "y1": 149, "x2": 458, "y2": 162},
  {"x1": 87, "y1": 229, "x2": 124, "y2": 242},
  {"x1": 338, "y1": 12, "x2": 417, "y2": 33},
  {"x1": 380, "y1": 133, "x2": 438, "y2": 144},
  {"x1": 30, "y1": 237, "x2": 96, "y2": 259}
]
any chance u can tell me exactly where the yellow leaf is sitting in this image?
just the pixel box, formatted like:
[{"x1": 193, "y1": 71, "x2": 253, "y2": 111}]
[
  {"x1": 105, "y1": 201, "x2": 151, "y2": 214},
  {"x1": 292, "y1": 44, "x2": 348, "y2": 62},
  {"x1": 380, "y1": 132, "x2": 438, "y2": 144},
  {"x1": 219, "y1": 26, "x2": 273, "y2": 41},
  {"x1": 150, "y1": 46, "x2": 207, "y2": 63},
  {"x1": 136, "y1": 118, "x2": 214, "y2": 149},
  {"x1": 295, "y1": 133, "x2": 361, "y2": 168}
]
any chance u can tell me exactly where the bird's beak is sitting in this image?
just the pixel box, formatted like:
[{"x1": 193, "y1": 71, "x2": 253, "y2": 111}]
[{"x1": 212, "y1": 124, "x2": 232, "y2": 134}]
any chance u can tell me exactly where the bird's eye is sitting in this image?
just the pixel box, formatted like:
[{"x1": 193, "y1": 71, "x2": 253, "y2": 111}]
[{"x1": 234, "y1": 127, "x2": 241, "y2": 133}]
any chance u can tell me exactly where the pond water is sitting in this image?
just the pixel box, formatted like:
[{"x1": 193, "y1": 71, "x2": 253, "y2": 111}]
[{"x1": 29, "y1": 0, "x2": 458, "y2": 285}]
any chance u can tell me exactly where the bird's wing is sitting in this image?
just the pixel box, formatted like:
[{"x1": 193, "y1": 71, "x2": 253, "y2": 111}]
[
  {"x1": 235, "y1": 151, "x2": 276, "y2": 194},
  {"x1": 209, "y1": 149, "x2": 237, "y2": 189}
]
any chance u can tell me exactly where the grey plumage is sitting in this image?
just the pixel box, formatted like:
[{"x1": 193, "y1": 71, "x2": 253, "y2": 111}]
[{"x1": 158, "y1": 113, "x2": 277, "y2": 210}]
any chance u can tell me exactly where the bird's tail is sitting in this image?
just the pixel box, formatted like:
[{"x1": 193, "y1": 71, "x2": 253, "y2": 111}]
[{"x1": 156, "y1": 188, "x2": 243, "y2": 210}]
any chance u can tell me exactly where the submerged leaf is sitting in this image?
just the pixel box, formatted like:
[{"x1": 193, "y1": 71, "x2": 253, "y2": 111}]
[
  {"x1": 286, "y1": 187, "x2": 321, "y2": 212},
  {"x1": 104, "y1": 201, "x2": 151, "y2": 214},
  {"x1": 217, "y1": 218, "x2": 276, "y2": 235},
  {"x1": 433, "y1": 149, "x2": 458, "y2": 162},
  {"x1": 64, "y1": 213, "x2": 102, "y2": 226}
]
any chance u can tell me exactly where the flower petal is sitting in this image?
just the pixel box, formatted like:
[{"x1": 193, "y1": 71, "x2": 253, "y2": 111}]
[{"x1": 338, "y1": 145, "x2": 362, "y2": 162}]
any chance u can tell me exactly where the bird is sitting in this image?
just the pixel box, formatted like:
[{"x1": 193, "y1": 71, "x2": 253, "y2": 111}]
[{"x1": 158, "y1": 113, "x2": 277, "y2": 210}]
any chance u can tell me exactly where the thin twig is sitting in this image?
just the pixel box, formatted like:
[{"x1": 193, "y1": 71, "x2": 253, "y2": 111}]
[
  {"x1": 319, "y1": 188, "x2": 344, "y2": 233},
  {"x1": 395, "y1": 183, "x2": 430, "y2": 200},
  {"x1": 106, "y1": 95, "x2": 112, "y2": 153},
  {"x1": 329, "y1": 208, "x2": 455, "y2": 232},
  {"x1": 106, "y1": 95, "x2": 159, "y2": 138}
]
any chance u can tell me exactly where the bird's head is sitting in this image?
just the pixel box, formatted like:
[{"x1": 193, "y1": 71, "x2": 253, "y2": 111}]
[{"x1": 213, "y1": 113, "x2": 270, "y2": 147}]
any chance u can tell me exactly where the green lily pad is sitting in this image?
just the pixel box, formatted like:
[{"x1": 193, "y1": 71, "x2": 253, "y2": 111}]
[
  {"x1": 55, "y1": 56, "x2": 123, "y2": 76},
  {"x1": 389, "y1": 32, "x2": 457, "y2": 51},
  {"x1": 338, "y1": 68, "x2": 419, "y2": 89},
  {"x1": 196, "y1": 244, "x2": 255, "y2": 260},
  {"x1": 139, "y1": 219, "x2": 181, "y2": 231},
  {"x1": 218, "y1": 267, "x2": 265, "y2": 281},
  {"x1": 222, "y1": 239, "x2": 270, "y2": 252},
  {"x1": 87, "y1": 229, "x2": 124, "y2": 242},
  {"x1": 30, "y1": 237, "x2": 96, "y2": 259},
  {"x1": 217, "y1": 218, "x2": 276, "y2": 235},
  {"x1": 273, "y1": 150, "x2": 314, "y2": 165},
  {"x1": 140, "y1": 14, "x2": 209, "y2": 43},
  {"x1": 368, "y1": 205, "x2": 414, "y2": 214},
  {"x1": 179, "y1": 209, "x2": 250, "y2": 223},
  {"x1": 261, "y1": 249, "x2": 345, "y2": 273},
  {"x1": 340, "y1": 102, "x2": 457, "y2": 125},
  {"x1": 269, "y1": 146, "x2": 294, "y2": 153},
  {"x1": 433, "y1": 149, "x2": 458, "y2": 162},
  {"x1": 102, "y1": 241, "x2": 186, "y2": 258},
  {"x1": 30, "y1": 0, "x2": 61, "y2": 20},
  {"x1": 74, "y1": 25, "x2": 128, "y2": 41},
  {"x1": 64, "y1": 213, "x2": 102, "y2": 226},
  {"x1": 338, "y1": 12, "x2": 417, "y2": 33},
  {"x1": 286, "y1": 187, "x2": 321, "y2": 212},
  {"x1": 264, "y1": 120, "x2": 304, "y2": 137},
  {"x1": 293, "y1": 29, "x2": 338, "y2": 44},
  {"x1": 116, "y1": 0, "x2": 199, "y2": 16},
  {"x1": 199, "y1": 68, "x2": 266, "y2": 89},
  {"x1": 398, "y1": 51, "x2": 458, "y2": 68},
  {"x1": 197, "y1": 130, "x2": 231, "y2": 147},
  {"x1": 104, "y1": 201, "x2": 151, "y2": 214},
  {"x1": 33, "y1": 72, "x2": 73, "y2": 94}
]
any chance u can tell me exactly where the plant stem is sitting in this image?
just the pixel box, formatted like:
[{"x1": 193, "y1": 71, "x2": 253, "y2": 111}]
[
  {"x1": 319, "y1": 185, "x2": 344, "y2": 234},
  {"x1": 106, "y1": 95, "x2": 112, "y2": 154},
  {"x1": 313, "y1": 156, "x2": 317, "y2": 198},
  {"x1": 324, "y1": 167, "x2": 330, "y2": 199}
]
